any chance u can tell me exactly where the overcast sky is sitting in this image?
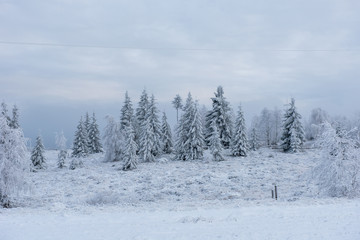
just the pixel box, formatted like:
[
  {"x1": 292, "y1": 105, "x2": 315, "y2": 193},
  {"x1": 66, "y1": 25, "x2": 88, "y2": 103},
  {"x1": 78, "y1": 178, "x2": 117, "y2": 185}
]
[{"x1": 1, "y1": 0, "x2": 359, "y2": 148}]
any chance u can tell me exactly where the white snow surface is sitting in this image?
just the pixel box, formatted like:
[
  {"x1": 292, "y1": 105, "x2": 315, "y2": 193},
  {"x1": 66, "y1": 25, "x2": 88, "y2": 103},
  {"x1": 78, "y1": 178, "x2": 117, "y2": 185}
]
[{"x1": 1, "y1": 148, "x2": 360, "y2": 240}]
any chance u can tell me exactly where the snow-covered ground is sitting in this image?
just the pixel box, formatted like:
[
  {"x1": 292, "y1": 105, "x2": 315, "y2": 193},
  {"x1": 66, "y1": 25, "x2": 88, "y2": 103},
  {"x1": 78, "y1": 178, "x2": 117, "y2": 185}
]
[{"x1": 1, "y1": 148, "x2": 360, "y2": 239}]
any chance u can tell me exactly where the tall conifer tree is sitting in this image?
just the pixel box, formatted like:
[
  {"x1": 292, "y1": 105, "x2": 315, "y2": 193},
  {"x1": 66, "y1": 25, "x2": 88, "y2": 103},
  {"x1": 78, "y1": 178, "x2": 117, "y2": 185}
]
[
  {"x1": 205, "y1": 86, "x2": 233, "y2": 149},
  {"x1": 231, "y1": 105, "x2": 249, "y2": 157},
  {"x1": 161, "y1": 112, "x2": 173, "y2": 154},
  {"x1": 281, "y1": 98, "x2": 305, "y2": 152}
]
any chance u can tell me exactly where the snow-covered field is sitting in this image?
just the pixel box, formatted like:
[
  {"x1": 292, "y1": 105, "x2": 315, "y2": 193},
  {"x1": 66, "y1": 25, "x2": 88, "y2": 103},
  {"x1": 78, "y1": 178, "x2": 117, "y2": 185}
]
[{"x1": 1, "y1": 149, "x2": 360, "y2": 240}]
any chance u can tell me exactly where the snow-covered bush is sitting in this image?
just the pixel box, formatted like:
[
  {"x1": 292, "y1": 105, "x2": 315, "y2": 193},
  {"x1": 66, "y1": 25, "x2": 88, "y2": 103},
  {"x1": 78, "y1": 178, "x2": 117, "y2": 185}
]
[
  {"x1": 69, "y1": 157, "x2": 84, "y2": 170},
  {"x1": 0, "y1": 115, "x2": 29, "y2": 207},
  {"x1": 313, "y1": 122, "x2": 360, "y2": 197}
]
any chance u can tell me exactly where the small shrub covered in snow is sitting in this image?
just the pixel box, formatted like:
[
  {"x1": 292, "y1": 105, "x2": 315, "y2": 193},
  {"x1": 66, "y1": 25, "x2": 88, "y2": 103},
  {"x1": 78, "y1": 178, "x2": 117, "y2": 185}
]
[{"x1": 69, "y1": 157, "x2": 84, "y2": 170}]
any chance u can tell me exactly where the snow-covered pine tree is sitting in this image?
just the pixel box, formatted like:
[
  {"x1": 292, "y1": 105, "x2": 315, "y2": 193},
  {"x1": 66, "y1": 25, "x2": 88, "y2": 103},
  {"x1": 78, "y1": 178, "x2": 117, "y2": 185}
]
[
  {"x1": 1, "y1": 102, "x2": 11, "y2": 126},
  {"x1": 139, "y1": 95, "x2": 162, "y2": 162},
  {"x1": 174, "y1": 93, "x2": 204, "y2": 160},
  {"x1": 231, "y1": 105, "x2": 249, "y2": 157},
  {"x1": 71, "y1": 117, "x2": 88, "y2": 158},
  {"x1": 88, "y1": 113, "x2": 103, "y2": 154},
  {"x1": 172, "y1": 94, "x2": 183, "y2": 123},
  {"x1": 122, "y1": 124, "x2": 138, "y2": 171},
  {"x1": 187, "y1": 101, "x2": 204, "y2": 160},
  {"x1": 209, "y1": 120, "x2": 225, "y2": 161},
  {"x1": 205, "y1": 86, "x2": 233, "y2": 149},
  {"x1": 103, "y1": 116, "x2": 123, "y2": 162},
  {"x1": 84, "y1": 112, "x2": 92, "y2": 152},
  {"x1": 313, "y1": 122, "x2": 360, "y2": 197},
  {"x1": 175, "y1": 93, "x2": 194, "y2": 161},
  {"x1": 161, "y1": 112, "x2": 173, "y2": 154},
  {"x1": 135, "y1": 90, "x2": 149, "y2": 147},
  {"x1": 139, "y1": 116, "x2": 155, "y2": 162},
  {"x1": 0, "y1": 115, "x2": 28, "y2": 207},
  {"x1": 30, "y1": 135, "x2": 46, "y2": 171},
  {"x1": 55, "y1": 131, "x2": 67, "y2": 168},
  {"x1": 281, "y1": 98, "x2": 305, "y2": 152},
  {"x1": 249, "y1": 127, "x2": 259, "y2": 151},
  {"x1": 120, "y1": 91, "x2": 134, "y2": 130},
  {"x1": 10, "y1": 105, "x2": 19, "y2": 129},
  {"x1": 148, "y1": 95, "x2": 162, "y2": 156}
]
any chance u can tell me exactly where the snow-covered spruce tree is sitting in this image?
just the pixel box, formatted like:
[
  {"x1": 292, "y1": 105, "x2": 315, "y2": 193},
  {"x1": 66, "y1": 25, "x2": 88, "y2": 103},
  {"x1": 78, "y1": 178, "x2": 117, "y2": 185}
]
[
  {"x1": 139, "y1": 117, "x2": 155, "y2": 162},
  {"x1": 103, "y1": 116, "x2": 123, "y2": 162},
  {"x1": 10, "y1": 105, "x2": 20, "y2": 129},
  {"x1": 120, "y1": 91, "x2": 134, "y2": 131},
  {"x1": 231, "y1": 105, "x2": 249, "y2": 157},
  {"x1": 209, "y1": 120, "x2": 225, "y2": 161},
  {"x1": 313, "y1": 122, "x2": 360, "y2": 197},
  {"x1": 187, "y1": 101, "x2": 204, "y2": 160},
  {"x1": 0, "y1": 115, "x2": 28, "y2": 208},
  {"x1": 172, "y1": 94, "x2": 183, "y2": 123},
  {"x1": 71, "y1": 117, "x2": 88, "y2": 158},
  {"x1": 122, "y1": 125, "x2": 138, "y2": 171},
  {"x1": 30, "y1": 135, "x2": 46, "y2": 171},
  {"x1": 139, "y1": 95, "x2": 161, "y2": 162},
  {"x1": 249, "y1": 127, "x2": 259, "y2": 151},
  {"x1": 175, "y1": 93, "x2": 204, "y2": 160},
  {"x1": 55, "y1": 131, "x2": 67, "y2": 168},
  {"x1": 161, "y1": 112, "x2": 173, "y2": 154},
  {"x1": 281, "y1": 98, "x2": 305, "y2": 152},
  {"x1": 135, "y1": 89, "x2": 149, "y2": 146},
  {"x1": 1, "y1": 102, "x2": 11, "y2": 126},
  {"x1": 205, "y1": 86, "x2": 233, "y2": 149},
  {"x1": 83, "y1": 112, "x2": 91, "y2": 151},
  {"x1": 88, "y1": 113, "x2": 103, "y2": 154},
  {"x1": 175, "y1": 93, "x2": 194, "y2": 160}
]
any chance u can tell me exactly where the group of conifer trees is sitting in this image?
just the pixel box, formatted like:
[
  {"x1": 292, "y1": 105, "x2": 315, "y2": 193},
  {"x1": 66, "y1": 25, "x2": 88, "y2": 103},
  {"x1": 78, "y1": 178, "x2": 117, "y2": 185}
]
[
  {"x1": 102, "y1": 90, "x2": 173, "y2": 171},
  {"x1": 99, "y1": 86, "x2": 306, "y2": 171},
  {"x1": 70, "y1": 112, "x2": 103, "y2": 169}
]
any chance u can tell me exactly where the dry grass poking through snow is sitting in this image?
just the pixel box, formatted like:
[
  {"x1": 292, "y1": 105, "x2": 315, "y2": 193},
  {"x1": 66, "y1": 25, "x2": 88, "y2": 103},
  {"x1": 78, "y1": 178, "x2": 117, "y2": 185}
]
[{"x1": 21, "y1": 148, "x2": 320, "y2": 210}]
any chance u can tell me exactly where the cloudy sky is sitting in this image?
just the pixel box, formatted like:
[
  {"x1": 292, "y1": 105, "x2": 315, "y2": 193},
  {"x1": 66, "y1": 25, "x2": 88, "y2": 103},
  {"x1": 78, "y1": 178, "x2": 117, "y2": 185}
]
[{"x1": 1, "y1": 0, "x2": 359, "y2": 148}]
